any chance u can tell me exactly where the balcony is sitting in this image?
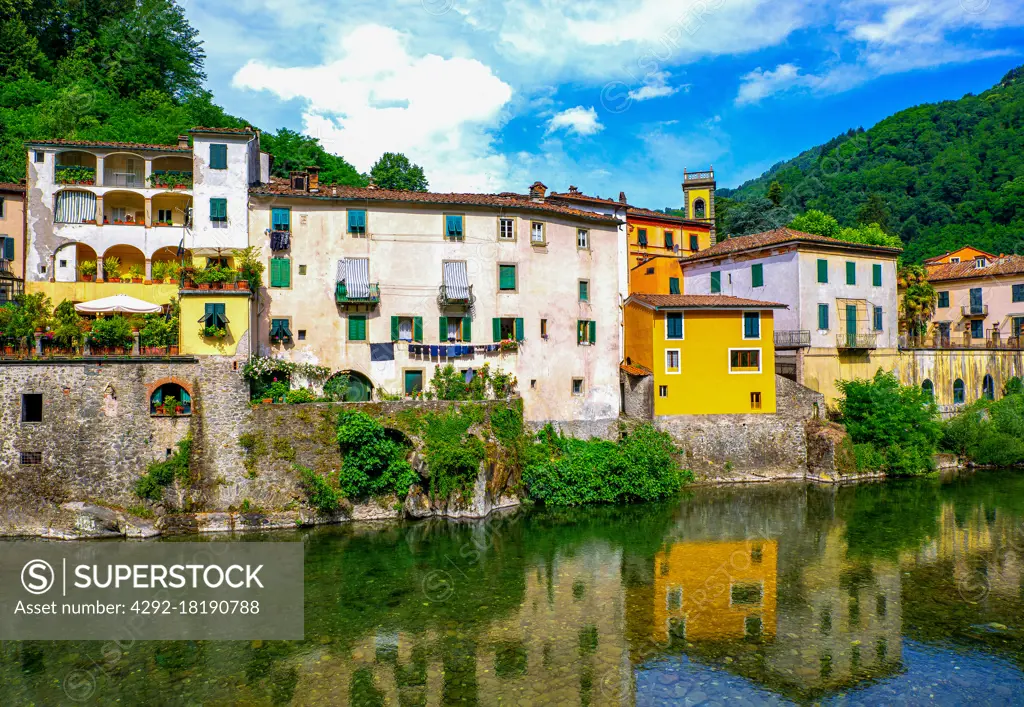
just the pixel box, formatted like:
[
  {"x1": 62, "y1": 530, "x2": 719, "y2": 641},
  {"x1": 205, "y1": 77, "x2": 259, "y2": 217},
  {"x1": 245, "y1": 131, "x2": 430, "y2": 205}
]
[
  {"x1": 774, "y1": 330, "x2": 811, "y2": 349},
  {"x1": 437, "y1": 284, "x2": 475, "y2": 309},
  {"x1": 335, "y1": 282, "x2": 380, "y2": 307},
  {"x1": 55, "y1": 165, "x2": 97, "y2": 186},
  {"x1": 837, "y1": 333, "x2": 877, "y2": 350},
  {"x1": 149, "y1": 171, "x2": 194, "y2": 190},
  {"x1": 961, "y1": 304, "x2": 988, "y2": 318}
]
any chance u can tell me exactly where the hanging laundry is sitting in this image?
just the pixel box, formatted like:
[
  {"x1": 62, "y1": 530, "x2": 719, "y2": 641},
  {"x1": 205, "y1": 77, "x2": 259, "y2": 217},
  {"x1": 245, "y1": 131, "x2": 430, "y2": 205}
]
[
  {"x1": 370, "y1": 343, "x2": 395, "y2": 362},
  {"x1": 270, "y1": 230, "x2": 290, "y2": 251},
  {"x1": 429, "y1": 345, "x2": 438, "y2": 358}
]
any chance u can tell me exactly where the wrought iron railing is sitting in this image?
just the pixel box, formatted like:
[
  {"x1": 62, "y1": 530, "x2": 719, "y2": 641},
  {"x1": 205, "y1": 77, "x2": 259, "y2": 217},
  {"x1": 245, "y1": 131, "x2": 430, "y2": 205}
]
[
  {"x1": 437, "y1": 284, "x2": 475, "y2": 308},
  {"x1": 961, "y1": 304, "x2": 988, "y2": 317},
  {"x1": 837, "y1": 333, "x2": 878, "y2": 350},
  {"x1": 335, "y1": 282, "x2": 381, "y2": 305},
  {"x1": 774, "y1": 330, "x2": 811, "y2": 348}
]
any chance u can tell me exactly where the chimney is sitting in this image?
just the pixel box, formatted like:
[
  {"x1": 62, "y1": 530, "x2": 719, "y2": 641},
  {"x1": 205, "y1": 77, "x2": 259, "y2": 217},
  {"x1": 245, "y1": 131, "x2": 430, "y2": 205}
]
[
  {"x1": 331, "y1": 185, "x2": 338, "y2": 197},
  {"x1": 177, "y1": 135, "x2": 189, "y2": 149},
  {"x1": 290, "y1": 170, "x2": 309, "y2": 192},
  {"x1": 367, "y1": 177, "x2": 377, "y2": 190},
  {"x1": 619, "y1": 191, "x2": 627, "y2": 204},
  {"x1": 306, "y1": 166, "x2": 320, "y2": 192},
  {"x1": 568, "y1": 185, "x2": 579, "y2": 194},
  {"x1": 529, "y1": 181, "x2": 547, "y2": 200}
]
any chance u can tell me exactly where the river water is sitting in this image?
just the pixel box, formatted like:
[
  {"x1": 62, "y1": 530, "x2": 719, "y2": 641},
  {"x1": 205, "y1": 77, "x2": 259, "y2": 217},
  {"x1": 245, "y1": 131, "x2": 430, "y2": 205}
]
[{"x1": 3, "y1": 471, "x2": 1024, "y2": 706}]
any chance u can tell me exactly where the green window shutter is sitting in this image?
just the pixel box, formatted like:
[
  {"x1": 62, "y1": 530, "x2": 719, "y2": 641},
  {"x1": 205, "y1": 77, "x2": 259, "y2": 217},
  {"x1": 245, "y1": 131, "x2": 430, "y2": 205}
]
[
  {"x1": 213, "y1": 303, "x2": 227, "y2": 328},
  {"x1": 846, "y1": 261, "x2": 856, "y2": 285},
  {"x1": 272, "y1": 208, "x2": 290, "y2": 231},
  {"x1": 577, "y1": 320, "x2": 584, "y2": 345},
  {"x1": 270, "y1": 258, "x2": 291, "y2": 287},
  {"x1": 390, "y1": 316, "x2": 400, "y2": 341},
  {"x1": 818, "y1": 304, "x2": 829, "y2": 330},
  {"x1": 210, "y1": 144, "x2": 227, "y2": 169},
  {"x1": 579, "y1": 281, "x2": 589, "y2": 301},
  {"x1": 280, "y1": 259, "x2": 290, "y2": 287},
  {"x1": 872, "y1": 263, "x2": 882, "y2": 287},
  {"x1": 413, "y1": 317, "x2": 423, "y2": 343},
  {"x1": 204, "y1": 303, "x2": 214, "y2": 318},
  {"x1": 439, "y1": 316, "x2": 449, "y2": 340},
  {"x1": 817, "y1": 259, "x2": 828, "y2": 283},
  {"x1": 348, "y1": 316, "x2": 366, "y2": 341},
  {"x1": 669, "y1": 278, "x2": 680, "y2": 295},
  {"x1": 462, "y1": 317, "x2": 472, "y2": 342},
  {"x1": 589, "y1": 321, "x2": 596, "y2": 345},
  {"x1": 515, "y1": 318, "x2": 524, "y2": 342},
  {"x1": 2, "y1": 237, "x2": 12, "y2": 261},
  {"x1": 269, "y1": 259, "x2": 280, "y2": 287},
  {"x1": 744, "y1": 313, "x2": 759, "y2": 338},
  {"x1": 493, "y1": 318, "x2": 502, "y2": 342},
  {"x1": 710, "y1": 271, "x2": 721, "y2": 293},
  {"x1": 690, "y1": 235, "x2": 698, "y2": 251},
  {"x1": 499, "y1": 265, "x2": 516, "y2": 290},
  {"x1": 348, "y1": 210, "x2": 366, "y2": 232},
  {"x1": 752, "y1": 263, "x2": 764, "y2": 288},
  {"x1": 665, "y1": 232, "x2": 673, "y2": 248}
]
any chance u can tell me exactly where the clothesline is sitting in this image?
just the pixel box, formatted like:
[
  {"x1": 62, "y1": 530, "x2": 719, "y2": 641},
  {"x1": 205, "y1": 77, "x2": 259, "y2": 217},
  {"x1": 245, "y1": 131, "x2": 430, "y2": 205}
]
[{"x1": 367, "y1": 341, "x2": 511, "y2": 362}]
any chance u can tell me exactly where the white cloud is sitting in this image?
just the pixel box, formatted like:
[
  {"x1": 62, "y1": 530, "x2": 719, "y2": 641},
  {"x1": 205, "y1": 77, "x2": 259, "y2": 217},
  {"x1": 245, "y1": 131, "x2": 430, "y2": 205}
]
[
  {"x1": 232, "y1": 24, "x2": 514, "y2": 192},
  {"x1": 735, "y1": 64, "x2": 820, "y2": 105},
  {"x1": 627, "y1": 71, "x2": 688, "y2": 101},
  {"x1": 545, "y1": 107, "x2": 604, "y2": 136}
]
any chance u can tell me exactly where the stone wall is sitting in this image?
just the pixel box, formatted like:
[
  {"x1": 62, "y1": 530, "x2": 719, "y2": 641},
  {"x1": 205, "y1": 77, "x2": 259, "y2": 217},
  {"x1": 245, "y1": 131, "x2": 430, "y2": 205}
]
[
  {"x1": 652, "y1": 375, "x2": 825, "y2": 483},
  {"x1": 620, "y1": 369, "x2": 653, "y2": 420}
]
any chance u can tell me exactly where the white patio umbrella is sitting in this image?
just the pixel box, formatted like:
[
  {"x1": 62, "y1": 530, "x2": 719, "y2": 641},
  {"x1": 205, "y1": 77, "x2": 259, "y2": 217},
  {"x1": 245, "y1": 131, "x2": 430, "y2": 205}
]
[{"x1": 74, "y1": 294, "x2": 163, "y2": 315}]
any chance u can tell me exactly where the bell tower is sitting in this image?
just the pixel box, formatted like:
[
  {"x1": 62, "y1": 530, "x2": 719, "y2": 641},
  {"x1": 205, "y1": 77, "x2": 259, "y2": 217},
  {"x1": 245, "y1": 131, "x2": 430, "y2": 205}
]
[{"x1": 682, "y1": 167, "x2": 717, "y2": 243}]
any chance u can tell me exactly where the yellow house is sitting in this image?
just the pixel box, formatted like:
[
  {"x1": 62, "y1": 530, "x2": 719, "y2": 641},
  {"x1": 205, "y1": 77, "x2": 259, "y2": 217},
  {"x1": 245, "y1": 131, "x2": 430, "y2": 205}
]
[
  {"x1": 178, "y1": 290, "x2": 252, "y2": 356},
  {"x1": 623, "y1": 293, "x2": 785, "y2": 415},
  {"x1": 626, "y1": 207, "x2": 711, "y2": 296}
]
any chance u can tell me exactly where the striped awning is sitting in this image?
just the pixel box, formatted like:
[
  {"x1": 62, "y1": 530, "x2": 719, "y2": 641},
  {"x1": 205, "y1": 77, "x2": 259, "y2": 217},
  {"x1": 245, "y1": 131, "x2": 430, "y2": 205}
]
[
  {"x1": 341, "y1": 258, "x2": 370, "y2": 299},
  {"x1": 443, "y1": 261, "x2": 470, "y2": 300},
  {"x1": 55, "y1": 191, "x2": 97, "y2": 224}
]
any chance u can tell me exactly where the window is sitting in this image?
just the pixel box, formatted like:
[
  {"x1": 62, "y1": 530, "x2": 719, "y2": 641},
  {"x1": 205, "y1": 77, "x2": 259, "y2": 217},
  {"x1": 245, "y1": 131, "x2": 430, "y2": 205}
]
[
  {"x1": 745, "y1": 616, "x2": 763, "y2": 639},
  {"x1": 971, "y1": 319, "x2": 984, "y2": 339},
  {"x1": 390, "y1": 316, "x2": 422, "y2": 342},
  {"x1": 710, "y1": 271, "x2": 721, "y2": 294},
  {"x1": 298, "y1": 330, "x2": 306, "y2": 341},
  {"x1": 20, "y1": 451, "x2": 42, "y2": 466},
  {"x1": 950, "y1": 257, "x2": 961, "y2": 263},
  {"x1": 666, "y1": 586, "x2": 682, "y2": 612},
  {"x1": 439, "y1": 316, "x2": 472, "y2": 342},
  {"x1": 1014, "y1": 317, "x2": 1024, "y2": 338},
  {"x1": 271, "y1": 208, "x2": 290, "y2": 232},
  {"x1": 577, "y1": 320, "x2": 596, "y2": 346},
  {"x1": 938, "y1": 291, "x2": 950, "y2": 308},
  {"x1": 270, "y1": 318, "x2": 292, "y2": 341},
  {"x1": 983, "y1": 374, "x2": 995, "y2": 401},
  {"x1": 150, "y1": 383, "x2": 192, "y2": 415},
  {"x1": 493, "y1": 317, "x2": 524, "y2": 341},
  {"x1": 22, "y1": 394, "x2": 42, "y2": 423},
  {"x1": 817, "y1": 259, "x2": 828, "y2": 284},
  {"x1": 348, "y1": 209, "x2": 367, "y2": 235},
  {"x1": 731, "y1": 583, "x2": 763, "y2": 606},
  {"x1": 743, "y1": 312, "x2": 760, "y2": 339},
  {"x1": 689, "y1": 234, "x2": 699, "y2": 251},
  {"x1": 730, "y1": 349, "x2": 761, "y2": 373},
  {"x1": 669, "y1": 277, "x2": 680, "y2": 295},
  {"x1": 751, "y1": 263, "x2": 764, "y2": 288},
  {"x1": 404, "y1": 370, "x2": 424, "y2": 396},
  {"x1": 157, "y1": 209, "x2": 173, "y2": 224},
  {"x1": 445, "y1": 214, "x2": 464, "y2": 240},
  {"x1": 577, "y1": 229, "x2": 589, "y2": 249},
  {"x1": 846, "y1": 261, "x2": 856, "y2": 285},
  {"x1": 298, "y1": 264, "x2": 307, "y2": 276},
  {"x1": 659, "y1": 386, "x2": 668, "y2": 398},
  {"x1": 540, "y1": 319, "x2": 548, "y2": 338},
  {"x1": 953, "y1": 379, "x2": 966, "y2": 404},
  {"x1": 0, "y1": 197, "x2": 4, "y2": 218},
  {"x1": 38, "y1": 263, "x2": 47, "y2": 275},
  {"x1": 1013, "y1": 284, "x2": 1024, "y2": 303},
  {"x1": 922, "y1": 379, "x2": 934, "y2": 399},
  {"x1": 531, "y1": 221, "x2": 545, "y2": 244},
  {"x1": 0, "y1": 236, "x2": 12, "y2": 261},
  {"x1": 570, "y1": 278, "x2": 587, "y2": 302},
  {"x1": 975, "y1": 257, "x2": 987, "y2": 269},
  {"x1": 202, "y1": 303, "x2": 228, "y2": 330},
  {"x1": 873, "y1": 306, "x2": 883, "y2": 332},
  {"x1": 572, "y1": 378, "x2": 585, "y2": 396},
  {"x1": 645, "y1": 267, "x2": 655, "y2": 275},
  {"x1": 666, "y1": 312, "x2": 684, "y2": 339},
  {"x1": 872, "y1": 263, "x2": 882, "y2": 287},
  {"x1": 499, "y1": 218, "x2": 515, "y2": 240},
  {"x1": 818, "y1": 304, "x2": 829, "y2": 330},
  {"x1": 498, "y1": 264, "x2": 517, "y2": 292},
  {"x1": 34, "y1": 151, "x2": 44, "y2": 163},
  {"x1": 637, "y1": 228, "x2": 648, "y2": 247},
  {"x1": 750, "y1": 392, "x2": 762, "y2": 410},
  {"x1": 210, "y1": 144, "x2": 227, "y2": 170},
  {"x1": 665, "y1": 349, "x2": 680, "y2": 374},
  {"x1": 693, "y1": 199, "x2": 706, "y2": 219},
  {"x1": 59, "y1": 260, "x2": 67, "y2": 268},
  {"x1": 664, "y1": 231, "x2": 674, "y2": 249},
  {"x1": 348, "y1": 315, "x2": 367, "y2": 342},
  {"x1": 210, "y1": 198, "x2": 227, "y2": 223},
  {"x1": 270, "y1": 258, "x2": 291, "y2": 288}
]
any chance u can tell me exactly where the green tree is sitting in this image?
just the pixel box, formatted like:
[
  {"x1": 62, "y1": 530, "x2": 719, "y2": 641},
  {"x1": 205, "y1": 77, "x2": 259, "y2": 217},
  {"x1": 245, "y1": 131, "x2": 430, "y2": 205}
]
[
  {"x1": 857, "y1": 193, "x2": 891, "y2": 232},
  {"x1": 369, "y1": 152, "x2": 428, "y2": 192},
  {"x1": 899, "y1": 264, "x2": 936, "y2": 337},
  {"x1": 766, "y1": 180, "x2": 783, "y2": 206},
  {"x1": 789, "y1": 209, "x2": 841, "y2": 238}
]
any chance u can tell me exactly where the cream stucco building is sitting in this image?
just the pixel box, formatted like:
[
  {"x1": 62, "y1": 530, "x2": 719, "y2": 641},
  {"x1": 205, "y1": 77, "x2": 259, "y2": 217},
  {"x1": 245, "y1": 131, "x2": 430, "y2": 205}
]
[{"x1": 248, "y1": 174, "x2": 623, "y2": 427}]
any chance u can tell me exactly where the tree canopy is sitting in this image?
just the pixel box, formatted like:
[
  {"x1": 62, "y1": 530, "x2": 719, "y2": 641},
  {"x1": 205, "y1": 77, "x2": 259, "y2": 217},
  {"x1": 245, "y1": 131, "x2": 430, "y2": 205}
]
[
  {"x1": 369, "y1": 152, "x2": 428, "y2": 192},
  {"x1": 719, "y1": 65, "x2": 1024, "y2": 262}
]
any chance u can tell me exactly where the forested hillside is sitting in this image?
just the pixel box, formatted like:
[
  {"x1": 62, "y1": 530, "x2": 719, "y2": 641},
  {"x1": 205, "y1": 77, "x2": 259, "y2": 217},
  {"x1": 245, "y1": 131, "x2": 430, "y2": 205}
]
[
  {"x1": 719, "y1": 66, "x2": 1024, "y2": 262},
  {"x1": 0, "y1": 0, "x2": 365, "y2": 185}
]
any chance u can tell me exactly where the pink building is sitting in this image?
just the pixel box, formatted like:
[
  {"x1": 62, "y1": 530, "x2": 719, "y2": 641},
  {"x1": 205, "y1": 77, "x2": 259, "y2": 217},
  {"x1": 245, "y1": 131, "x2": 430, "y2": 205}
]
[{"x1": 926, "y1": 250, "x2": 1024, "y2": 348}]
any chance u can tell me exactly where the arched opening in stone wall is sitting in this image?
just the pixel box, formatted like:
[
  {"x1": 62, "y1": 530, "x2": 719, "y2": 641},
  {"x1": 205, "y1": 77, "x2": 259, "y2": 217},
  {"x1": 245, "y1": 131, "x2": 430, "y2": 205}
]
[
  {"x1": 342, "y1": 371, "x2": 374, "y2": 402},
  {"x1": 982, "y1": 374, "x2": 995, "y2": 401},
  {"x1": 151, "y1": 382, "x2": 193, "y2": 416},
  {"x1": 922, "y1": 379, "x2": 934, "y2": 400},
  {"x1": 953, "y1": 379, "x2": 966, "y2": 405}
]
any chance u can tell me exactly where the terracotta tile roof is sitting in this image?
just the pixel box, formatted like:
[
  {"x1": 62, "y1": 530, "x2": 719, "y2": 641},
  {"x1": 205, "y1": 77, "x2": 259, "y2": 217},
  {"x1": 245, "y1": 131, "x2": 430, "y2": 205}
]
[
  {"x1": 189, "y1": 126, "x2": 257, "y2": 135},
  {"x1": 925, "y1": 255, "x2": 1024, "y2": 282},
  {"x1": 683, "y1": 227, "x2": 902, "y2": 262},
  {"x1": 627, "y1": 206, "x2": 709, "y2": 228},
  {"x1": 923, "y1": 246, "x2": 996, "y2": 264},
  {"x1": 548, "y1": 190, "x2": 626, "y2": 207},
  {"x1": 25, "y1": 138, "x2": 189, "y2": 153},
  {"x1": 0, "y1": 182, "x2": 25, "y2": 194},
  {"x1": 620, "y1": 363, "x2": 652, "y2": 376},
  {"x1": 251, "y1": 179, "x2": 623, "y2": 225},
  {"x1": 628, "y1": 293, "x2": 788, "y2": 309}
]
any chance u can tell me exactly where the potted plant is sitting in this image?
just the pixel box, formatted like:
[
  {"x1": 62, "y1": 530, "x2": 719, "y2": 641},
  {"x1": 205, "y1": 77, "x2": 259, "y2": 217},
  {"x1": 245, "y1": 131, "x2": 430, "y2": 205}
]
[
  {"x1": 175, "y1": 402, "x2": 185, "y2": 415},
  {"x1": 191, "y1": 268, "x2": 210, "y2": 290},
  {"x1": 128, "y1": 264, "x2": 145, "y2": 284},
  {"x1": 237, "y1": 279, "x2": 250, "y2": 290},
  {"x1": 78, "y1": 260, "x2": 97, "y2": 282},
  {"x1": 151, "y1": 261, "x2": 167, "y2": 283},
  {"x1": 103, "y1": 256, "x2": 121, "y2": 282},
  {"x1": 200, "y1": 325, "x2": 227, "y2": 339}
]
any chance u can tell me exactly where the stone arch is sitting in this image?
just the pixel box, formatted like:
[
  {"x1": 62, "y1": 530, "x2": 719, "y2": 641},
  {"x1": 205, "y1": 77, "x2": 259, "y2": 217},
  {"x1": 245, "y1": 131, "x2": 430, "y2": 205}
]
[
  {"x1": 693, "y1": 198, "x2": 707, "y2": 219},
  {"x1": 983, "y1": 374, "x2": 996, "y2": 401},
  {"x1": 341, "y1": 370, "x2": 375, "y2": 402},
  {"x1": 953, "y1": 378, "x2": 966, "y2": 405},
  {"x1": 103, "y1": 152, "x2": 146, "y2": 188},
  {"x1": 101, "y1": 243, "x2": 146, "y2": 280},
  {"x1": 147, "y1": 377, "x2": 194, "y2": 400},
  {"x1": 922, "y1": 379, "x2": 934, "y2": 400}
]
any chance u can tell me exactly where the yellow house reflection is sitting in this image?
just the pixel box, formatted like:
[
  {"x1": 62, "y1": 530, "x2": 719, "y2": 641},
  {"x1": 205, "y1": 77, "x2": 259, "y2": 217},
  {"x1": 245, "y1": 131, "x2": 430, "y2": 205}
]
[{"x1": 652, "y1": 540, "x2": 778, "y2": 643}]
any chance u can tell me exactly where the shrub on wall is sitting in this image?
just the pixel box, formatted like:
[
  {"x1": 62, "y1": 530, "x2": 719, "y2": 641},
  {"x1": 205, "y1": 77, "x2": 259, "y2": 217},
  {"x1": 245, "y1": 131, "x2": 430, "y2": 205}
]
[
  {"x1": 941, "y1": 392, "x2": 1024, "y2": 467},
  {"x1": 335, "y1": 411, "x2": 417, "y2": 499},
  {"x1": 134, "y1": 437, "x2": 192, "y2": 501},
  {"x1": 523, "y1": 424, "x2": 691, "y2": 506},
  {"x1": 296, "y1": 464, "x2": 342, "y2": 513},
  {"x1": 421, "y1": 406, "x2": 487, "y2": 501}
]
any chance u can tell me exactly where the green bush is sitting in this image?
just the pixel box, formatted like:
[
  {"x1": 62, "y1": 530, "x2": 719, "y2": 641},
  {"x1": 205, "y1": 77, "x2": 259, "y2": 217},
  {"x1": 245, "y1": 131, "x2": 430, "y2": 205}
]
[
  {"x1": 941, "y1": 392, "x2": 1024, "y2": 466},
  {"x1": 296, "y1": 464, "x2": 341, "y2": 513},
  {"x1": 260, "y1": 381, "x2": 290, "y2": 402},
  {"x1": 284, "y1": 388, "x2": 316, "y2": 404},
  {"x1": 322, "y1": 374, "x2": 350, "y2": 402},
  {"x1": 335, "y1": 411, "x2": 417, "y2": 499},
  {"x1": 837, "y1": 370, "x2": 941, "y2": 476},
  {"x1": 134, "y1": 437, "x2": 192, "y2": 501},
  {"x1": 51, "y1": 299, "x2": 82, "y2": 349},
  {"x1": 422, "y1": 407, "x2": 487, "y2": 500},
  {"x1": 90, "y1": 315, "x2": 134, "y2": 348},
  {"x1": 523, "y1": 424, "x2": 691, "y2": 506}
]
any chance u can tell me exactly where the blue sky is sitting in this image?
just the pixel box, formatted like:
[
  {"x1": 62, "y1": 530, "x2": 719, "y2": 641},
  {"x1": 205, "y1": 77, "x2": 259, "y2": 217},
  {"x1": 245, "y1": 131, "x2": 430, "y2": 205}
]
[{"x1": 183, "y1": 0, "x2": 1023, "y2": 209}]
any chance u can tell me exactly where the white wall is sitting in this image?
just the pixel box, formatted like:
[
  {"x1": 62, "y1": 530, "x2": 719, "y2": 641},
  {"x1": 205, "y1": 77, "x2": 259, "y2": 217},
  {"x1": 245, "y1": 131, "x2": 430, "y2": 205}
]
[{"x1": 190, "y1": 135, "x2": 255, "y2": 250}]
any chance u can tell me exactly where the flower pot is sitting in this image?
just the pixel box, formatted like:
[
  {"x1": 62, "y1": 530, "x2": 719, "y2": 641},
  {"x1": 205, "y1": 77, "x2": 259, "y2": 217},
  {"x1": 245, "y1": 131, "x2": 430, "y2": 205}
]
[
  {"x1": 81, "y1": 274, "x2": 94, "y2": 282},
  {"x1": 223, "y1": 282, "x2": 236, "y2": 291},
  {"x1": 175, "y1": 406, "x2": 185, "y2": 415},
  {"x1": 198, "y1": 283, "x2": 210, "y2": 290},
  {"x1": 237, "y1": 280, "x2": 249, "y2": 290},
  {"x1": 174, "y1": 184, "x2": 187, "y2": 190},
  {"x1": 132, "y1": 277, "x2": 143, "y2": 284},
  {"x1": 262, "y1": 398, "x2": 273, "y2": 405},
  {"x1": 169, "y1": 345, "x2": 179, "y2": 355},
  {"x1": 183, "y1": 279, "x2": 195, "y2": 289},
  {"x1": 212, "y1": 282, "x2": 224, "y2": 290}
]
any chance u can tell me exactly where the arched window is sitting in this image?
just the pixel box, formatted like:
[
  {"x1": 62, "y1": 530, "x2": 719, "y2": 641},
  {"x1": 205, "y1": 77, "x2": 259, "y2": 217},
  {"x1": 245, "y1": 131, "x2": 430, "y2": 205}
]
[
  {"x1": 953, "y1": 379, "x2": 966, "y2": 405},
  {"x1": 693, "y1": 198, "x2": 707, "y2": 219},
  {"x1": 922, "y1": 379, "x2": 934, "y2": 399},
  {"x1": 982, "y1": 374, "x2": 995, "y2": 400},
  {"x1": 151, "y1": 383, "x2": 192, "y2": 416}
]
